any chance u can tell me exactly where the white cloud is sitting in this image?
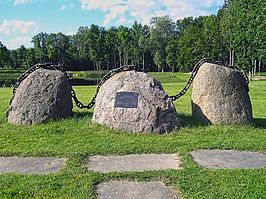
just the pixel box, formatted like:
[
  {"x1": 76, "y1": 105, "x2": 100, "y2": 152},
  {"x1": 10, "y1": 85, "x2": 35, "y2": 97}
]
[
  {"x1": 80, "y1": 0, "x2": 125, "y2": 11},
  {"x1": 103, "y1": 5, "x2": 128, "y2": 26},
  {"x1": 0, "y1": 19, "x2": 38, "y2": 35},
  {"x1": 60, "y1": 3, "x2": 74, "y2": 12},
  {"x1": 80, "y1": 0, "x2": 224, "y2": 25},
  {"x1": 6, "y1": 36, "x2": 32, "y2": 49},
  {"x1": 60, "y1": 5, "x2": 67, "y2": 11},
  {"x1": 14, "y1": 0, "x2": 43, "y2": 5},
  {"x1": 14, "y1": 0, "x2": 32, "y2": 5}
]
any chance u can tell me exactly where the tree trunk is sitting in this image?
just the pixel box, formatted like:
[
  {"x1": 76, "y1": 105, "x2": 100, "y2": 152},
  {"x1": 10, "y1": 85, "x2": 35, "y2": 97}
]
[
  {"x1": 232, "y1": 49, "x2": 234, "y2": 65},
  {"x1": 259, "y1": 60, "x2": 261, "y2": 76},
  {"x1": 142, "y1": 52, "x2": 145, "y2": 70},
  {"x1": 119, "y1": 51, "x2": 122, "y2": 67},
  {"x1": 249, "y1": 60, "x2": 253, "y2": 81},
  {"x1": 113, "y1": 53, "x2": 116, "y2": 69},
  {"x1": 253, "y1": 60, "x2": 257, "y2": 76},
  {"x1": 229, "y1": 49, "x2": 232, "y2": 65}
]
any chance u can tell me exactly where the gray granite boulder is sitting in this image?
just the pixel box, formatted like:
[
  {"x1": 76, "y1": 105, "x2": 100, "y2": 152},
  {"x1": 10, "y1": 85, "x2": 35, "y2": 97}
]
[
  {"x1": 92, "y1": 71, "x2": 180, "y2": 133},
  {"x1": 8, "y1": 68, "x2": 73, "y2": 125},
  {"x1": 192, "y1": 62, "x2": 253, "y2": 124}
]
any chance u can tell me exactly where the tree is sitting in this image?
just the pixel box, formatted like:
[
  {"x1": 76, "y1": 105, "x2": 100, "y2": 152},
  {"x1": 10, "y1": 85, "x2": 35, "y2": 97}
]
[
  {"x1": 0, "y1": 42, "x2": 10, "y2": 68},
  {"x1": 104, "y1": 27, "x2": 119, "y2": 69},
  {"x1": 31, "y1": 32, "x2": 49, "y2": 63},
  {"x1": 138, "y1": 24, "x2": 150, "y2": 69},
  {"x1": 166, "y1": 37, "x2": 178, "y2": 71},
  {"x1": 85, "y1": 25, "x2": 105, "y2": 70},
  {"x1": 26, "y1": 48, "x2": 36, "y2": 67},
  {"x1": 150, "y1": 16, "x2": 176, "y2": 72},
  {"x1": 218, "y1": 0, "x2": 265, "y2": 78},
  {"x1": 176, "y1": 17, "x2": 206, "y2": 71}
]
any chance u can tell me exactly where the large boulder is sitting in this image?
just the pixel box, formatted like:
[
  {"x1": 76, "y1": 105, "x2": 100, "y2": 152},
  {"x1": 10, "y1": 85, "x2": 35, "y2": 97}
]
[
  {"x1": 92, "y1": 70, "x2": 180, "y2": 133},
  {"x1": 8, "y1": 68, "x2": 73, "y2": 125},
  {"x1": 192, "y1": 62, "x2": 253, "y2": 124}
]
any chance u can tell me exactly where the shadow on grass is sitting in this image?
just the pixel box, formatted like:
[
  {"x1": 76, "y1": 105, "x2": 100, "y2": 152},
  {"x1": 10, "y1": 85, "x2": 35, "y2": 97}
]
[
  {"x1": 71, "y1": 111, "x2": 210, "y2": 128},
  {"x1": 254, "y1": 118, "x2": 266, "y2": 129},
  {"x1": 73, "y1": 111, "x2": 93, "y2": 119},
  {"x1": 178, "y1": 113, "x2": 209, "y2": 128},
  {"x1": 71, "y1": 112, "x2": 266, "y2": 129}
]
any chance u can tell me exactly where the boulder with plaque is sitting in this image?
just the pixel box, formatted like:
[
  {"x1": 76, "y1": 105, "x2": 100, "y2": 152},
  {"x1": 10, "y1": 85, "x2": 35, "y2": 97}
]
[{"x1": 92, "y1": 70, "x2": 180, "y2": 133}]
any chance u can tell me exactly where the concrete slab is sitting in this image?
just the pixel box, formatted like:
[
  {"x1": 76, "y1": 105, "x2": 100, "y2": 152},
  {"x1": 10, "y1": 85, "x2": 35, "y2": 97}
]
[
  {"x1": 88, "y1": 154, "x2": 180, "y2": 173},
  {"x1": 0, "y1": 157, "x2": 66, "y2": 174},
  {"x1": 96, "y1": 181, "x2": 178, "y2": 199},
  {"x1": 190, "y1": 150, "x2": 266, "y2": 169}
]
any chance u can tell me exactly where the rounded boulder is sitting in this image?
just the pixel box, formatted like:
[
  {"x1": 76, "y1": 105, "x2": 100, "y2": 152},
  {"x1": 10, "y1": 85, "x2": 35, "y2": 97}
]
[
  {"x1": 192, "y1": 62, "x2": 253, "y2": 124},
  {"x1": 8, "y1": 68, "x2": 73, "y2": 125},
  {"x1": 92, "y1": 70, "x2": 180, "y2": 133}
]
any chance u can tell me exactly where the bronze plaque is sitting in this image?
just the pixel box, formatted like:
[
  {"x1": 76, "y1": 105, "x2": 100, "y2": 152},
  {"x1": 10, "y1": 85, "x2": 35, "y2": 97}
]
[{"x1": 114, "y1": 92, "x2": 139, "y2": 108}]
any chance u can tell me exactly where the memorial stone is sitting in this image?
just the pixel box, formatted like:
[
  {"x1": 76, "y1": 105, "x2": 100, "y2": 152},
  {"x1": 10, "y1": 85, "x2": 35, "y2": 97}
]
[{"x1": 92, "y1": 70, "x2": 180, "y2": 133}]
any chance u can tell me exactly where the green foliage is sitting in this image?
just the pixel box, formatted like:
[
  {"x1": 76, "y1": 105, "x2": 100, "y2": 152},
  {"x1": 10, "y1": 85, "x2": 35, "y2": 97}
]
[
  {"x1": 0, "y1": 70, "x2": 24, "y2": 87},
  {"x1": 0, "y1": 42, "x2": 10, "y2": 68},
  {"x1": 150, "y1": 16, "x2": 176, "y2": 72},
  {"x1": 0, "y1": 1, "x2": 265, "y2": 72},
  {"x1": 68, "y1": 70, "x2": 108, "y2": 80},
  {"x1": 219, "y1": 0, "x2": 265, "y2": 70}
]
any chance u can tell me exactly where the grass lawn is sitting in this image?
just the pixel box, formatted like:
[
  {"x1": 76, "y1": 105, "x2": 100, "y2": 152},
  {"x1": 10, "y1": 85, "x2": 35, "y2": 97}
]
[{"x1": 0, "y1": 72, "x2": 265, "y2": 199}]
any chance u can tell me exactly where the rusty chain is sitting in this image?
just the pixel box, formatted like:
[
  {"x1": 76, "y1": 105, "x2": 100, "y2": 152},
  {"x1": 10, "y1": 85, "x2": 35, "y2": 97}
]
[
  {"x1": 6, "y1": 63, "x2": 144, "y2": 117},
  {"x1": 169, "y1": 58, "x2": 250, "y2": 101}
]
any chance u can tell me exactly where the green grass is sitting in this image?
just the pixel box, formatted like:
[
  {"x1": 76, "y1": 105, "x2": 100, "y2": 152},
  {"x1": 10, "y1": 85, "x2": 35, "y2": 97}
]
[
  {"x1": 0, "y1": 73, "x2": 266, "y2": 198},
  {"x1": 149, "y1": 72, "x2": 190, "y2": 83},
  {"x1": 0, "y1": 70, "x2": 25, "y2": 87},
  {"x1": 256, "y1": 72, "x2": 266, "y2": 76},
  {"x1": 68, "y1": 70, "x2": 108, "y2": 80}
]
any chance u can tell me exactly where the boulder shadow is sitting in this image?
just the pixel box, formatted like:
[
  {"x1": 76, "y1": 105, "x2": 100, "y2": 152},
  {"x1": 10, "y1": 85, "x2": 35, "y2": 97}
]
[
  {"x1": 253, "y1": 118, "x2": 266, "y2": 129},
  {"x1": 191, "y1": 102, "x2": 211, "y2": 124},
  {"x1": 178, "y1": 113, "x2": 209, "y2": 128},
  {"x1": 73, "y1": 111, "x2": 93, "y2": 119}
]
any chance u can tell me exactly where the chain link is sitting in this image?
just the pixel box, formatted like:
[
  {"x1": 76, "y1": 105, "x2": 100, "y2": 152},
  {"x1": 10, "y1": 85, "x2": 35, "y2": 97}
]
[
  {"x1": 6, "y1": 63, "x2": 144, "y2": 117},
  {"x1": 170, "y1": 58, "x2": 250, "y2": 101}
]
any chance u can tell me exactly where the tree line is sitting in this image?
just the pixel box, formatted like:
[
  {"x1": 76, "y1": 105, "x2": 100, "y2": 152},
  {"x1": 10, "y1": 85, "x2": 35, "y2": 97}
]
[{"x1": 0, "y1": 0, "x2": 265, "y2": 73}]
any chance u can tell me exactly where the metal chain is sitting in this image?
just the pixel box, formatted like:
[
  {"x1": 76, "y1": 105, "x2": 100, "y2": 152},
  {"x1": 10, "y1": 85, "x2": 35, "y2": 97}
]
[
  {"x1": 70, "y1": 65, "x2": 144, "y2": 109},
  {"x1": 170, "y1": 58, "x2": 250, "y2": 101},
  {"x1": 6, "y1": 60, "x2": 249, "y2": 117},
  {"x1": 6, "y1": 63, "x2": 144, "y2": 117}
]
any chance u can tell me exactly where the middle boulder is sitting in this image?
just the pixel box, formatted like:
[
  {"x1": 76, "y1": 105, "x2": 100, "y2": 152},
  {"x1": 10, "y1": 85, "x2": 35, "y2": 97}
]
[{"x1": 92, "y1": 70, "x2": 180, "y2": 134}]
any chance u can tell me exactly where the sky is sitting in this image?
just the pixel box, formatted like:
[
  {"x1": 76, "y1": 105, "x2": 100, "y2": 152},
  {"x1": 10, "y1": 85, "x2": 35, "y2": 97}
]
[{"x1": 0, "y1": 0, "x2": 224, "y2": 49}]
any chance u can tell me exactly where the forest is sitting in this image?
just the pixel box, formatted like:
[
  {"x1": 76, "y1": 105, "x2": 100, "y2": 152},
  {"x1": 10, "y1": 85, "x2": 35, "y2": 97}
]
[{"x1": 0, "y1": 0, "x2": 265, "y2": 73}]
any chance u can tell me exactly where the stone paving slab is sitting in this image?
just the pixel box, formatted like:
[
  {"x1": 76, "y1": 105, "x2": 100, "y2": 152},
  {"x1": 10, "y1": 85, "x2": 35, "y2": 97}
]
[
  {"x1": 0, "y1": 157, "x2": 66, "y2": 174},
  {"x1": 190, "y1": 150, "x2": 266, "y2": 169},
  {"x1": 88, "y1": 154, "x2": 180, "y2": 173},
  {"x1": 96, "y1": 181, "x2": 178, "y2": 199}
]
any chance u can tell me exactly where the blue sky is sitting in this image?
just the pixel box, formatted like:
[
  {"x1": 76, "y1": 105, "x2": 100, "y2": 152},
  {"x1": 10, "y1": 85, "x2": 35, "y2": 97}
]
[{"x1": 0, "y1": 0, "x2": 224, "y2": 49}]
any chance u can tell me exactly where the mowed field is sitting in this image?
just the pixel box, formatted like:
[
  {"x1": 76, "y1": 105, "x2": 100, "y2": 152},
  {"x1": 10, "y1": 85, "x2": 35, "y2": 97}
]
[{"x1": 0, "y1": 72, "x2": 265, "y2": 199}]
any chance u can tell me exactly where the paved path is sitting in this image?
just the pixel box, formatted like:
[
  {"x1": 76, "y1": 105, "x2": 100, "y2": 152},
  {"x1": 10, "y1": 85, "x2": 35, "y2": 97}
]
[
  {"x1": 190, "y1": 150, "x2": 266, "y2": 169},
  {"x1": 88, "y1": 154, "x2": 180, "y2": 173},
  {"x1": 3, "y1": 150, "x2": 265, "y2": 198},
  {"x1": 96, "y1": 180, "x2": 178, "y2": 199},
  {"x1": 0, "y1": 157, "x2": 66, "y2": 174}
]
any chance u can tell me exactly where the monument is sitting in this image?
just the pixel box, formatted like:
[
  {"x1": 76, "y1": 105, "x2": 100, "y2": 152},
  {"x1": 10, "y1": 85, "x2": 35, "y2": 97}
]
[{"x1": 92, "y1": 70, "x2": 180, "y2": 133}]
